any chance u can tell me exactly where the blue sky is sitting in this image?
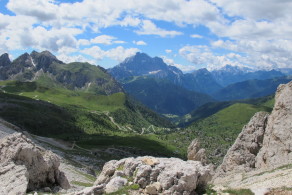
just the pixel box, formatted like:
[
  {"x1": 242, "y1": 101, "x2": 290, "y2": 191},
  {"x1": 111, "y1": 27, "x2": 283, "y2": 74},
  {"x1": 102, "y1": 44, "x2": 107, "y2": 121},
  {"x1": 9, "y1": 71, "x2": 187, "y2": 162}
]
[{"x1": 1, "y1": 0, "x2": 292, "y2": 72}]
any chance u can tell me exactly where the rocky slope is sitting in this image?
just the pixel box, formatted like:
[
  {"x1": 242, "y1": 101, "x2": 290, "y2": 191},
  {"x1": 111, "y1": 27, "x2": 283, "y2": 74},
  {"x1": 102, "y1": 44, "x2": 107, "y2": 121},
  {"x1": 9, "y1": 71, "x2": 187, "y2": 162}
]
[
  {"x1": 212, "y1": 81, "x2": 292, "y2": 191},
  {"x1": 77, "y1": 156, "x2": 213, "y2": 195},
  {"x1": 0, "y1": 133, "x2": 70, "y2": 194}
]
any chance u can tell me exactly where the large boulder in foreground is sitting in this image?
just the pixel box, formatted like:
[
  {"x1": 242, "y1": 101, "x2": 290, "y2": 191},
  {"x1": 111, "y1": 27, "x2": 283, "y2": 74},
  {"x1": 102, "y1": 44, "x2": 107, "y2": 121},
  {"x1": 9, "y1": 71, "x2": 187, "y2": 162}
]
[
  {"x1": 91, "y1": 156, "x2": 212, "y2": 195},
  {"x1": 256, "y1": 81, "x2": 292, "y2": 169},
  {"x1": 0, "y1": 133, "x2": 70, "y2": 194}
]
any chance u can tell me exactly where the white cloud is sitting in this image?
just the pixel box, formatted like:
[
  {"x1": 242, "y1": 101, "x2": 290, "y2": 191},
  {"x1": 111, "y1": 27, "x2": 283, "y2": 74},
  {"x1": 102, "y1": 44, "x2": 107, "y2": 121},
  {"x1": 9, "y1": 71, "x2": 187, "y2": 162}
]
[
  {"x1": 211, "y1": 0, "x2": 292, "y2": 21},
  {"x1": 3, "y1": 0, "x2": 292, "y2": 70},
  {"x1": 136, "y1": 20, "x2": 183, "y2": 37},
  {"x1": 106, "y1": 46, "x2": 140, "y2": 62},
  {"x1": 91, "y1": 35, "x2": 125, "y2": 45},
  {"x1": 161, "y1": 56, "x2": 196, "y2": 72},
  {"x1": 179, "y1": 45, "x2": 245, "y2": 70},
  {"x1": 81, "y1": 46, "x2": 139, "y2": 63},
  {"x1": 133, "y1": 40, "x2": 147, "y2": 45},
  {"x1": 212, "y1": 39, "x2": 292, "y2": 69},
  {"x1": 190, "y1": 34, "x2": 203, "y2": 38},
  {"x1": 120, "y1": 16, "x2": 141, "y2": 27},
  {"x1": 165, "y1": 49, "x2": 172, "y2": 53},
  {"x1": 7, "y1": 0, "x2": 58, "y2": 21},
  {"x1": 77, "y1": 39, "x2": 91, "y2": 46},
  {"x1": 57, "y1": 53, "x2": 96, "y2": 65},
  {"x1": 81, "y1": 46, "x2": 105, "y2": 61}
]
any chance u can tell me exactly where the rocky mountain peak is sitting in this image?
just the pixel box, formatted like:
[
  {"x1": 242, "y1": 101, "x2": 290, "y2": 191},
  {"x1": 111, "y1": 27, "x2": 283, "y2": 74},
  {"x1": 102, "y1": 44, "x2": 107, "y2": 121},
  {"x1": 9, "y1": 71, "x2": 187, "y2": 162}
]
[
  {"x1": 119, "y1": 52, "x2": 168, "y2": 72},
  {"x1": 30, "y1": 50, "x2": 63, "y2": 71},
  {"x1": 0, "y1": 53, "x2": 11, "y2": 67}
]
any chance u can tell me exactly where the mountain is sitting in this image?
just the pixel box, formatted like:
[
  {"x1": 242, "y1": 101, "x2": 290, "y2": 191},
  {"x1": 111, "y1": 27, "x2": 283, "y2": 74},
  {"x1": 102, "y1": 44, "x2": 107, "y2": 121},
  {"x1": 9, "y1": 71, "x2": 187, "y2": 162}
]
[
  {"x1": 211, "y1": 65, "x2": 285, "y2": 87},
  {"x1": 213, "y1": 76, "x2": 292, "y2": 101},
  {"x1": 109, "y1": 53, "x2": 222, "y2": 95},
  {"x1": 182, "y1": 68, "x2": 222, "y2": 94},
  {"x1": 278, "y1": 68, "x2": 292, "y2": 76},
  {"x1": 123, "y1": 77, "x2": 214, "y2": 116},
  {"x1": 0, "y1": 53, "x2": 11, "y2": 67},
  {"x1": 108, "y1": 52, "x2": 184, "y2": 85},
  {"x1": 0, "y1": 51, "x2": 123, "y2": 95},
  {"x1": 0, "y1": 51, "x2": 174, "y2": 134}
]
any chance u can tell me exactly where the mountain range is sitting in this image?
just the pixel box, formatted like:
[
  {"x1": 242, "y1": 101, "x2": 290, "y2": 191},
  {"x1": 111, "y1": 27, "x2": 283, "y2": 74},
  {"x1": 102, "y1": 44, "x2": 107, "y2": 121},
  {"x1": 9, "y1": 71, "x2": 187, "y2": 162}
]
[{"x1": 108, "y1": 52, "x2": 291, "y2": 116}]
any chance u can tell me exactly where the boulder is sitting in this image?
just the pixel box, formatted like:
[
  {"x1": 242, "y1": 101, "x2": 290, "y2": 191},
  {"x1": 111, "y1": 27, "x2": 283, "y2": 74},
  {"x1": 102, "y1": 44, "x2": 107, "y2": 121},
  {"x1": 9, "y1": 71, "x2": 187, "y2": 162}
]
[
  {"x1": 105, "y1": 176, "x2": 128, "y2": 193},
  {"x1": 0, "y1": 133, "x2": 70, "y2": 194},
  {"x1": 94, "y1": 156, "x2": 212, "y2": 194},
  {"x1": 187, "y1": 139, "x2": 207, "y2": 164}
]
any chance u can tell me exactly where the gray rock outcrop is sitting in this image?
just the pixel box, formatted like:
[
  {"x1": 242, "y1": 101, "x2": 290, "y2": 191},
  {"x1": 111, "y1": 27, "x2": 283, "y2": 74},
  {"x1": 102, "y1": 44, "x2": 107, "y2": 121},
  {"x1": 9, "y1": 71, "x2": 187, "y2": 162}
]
[
  {"x1": 214, "y1": 112, "x2": 269, "y2": 178},
  {"x1": 187, "y1": 138, "x2": 208, "y2": 165},
  {"x1": 90, "y1": 156, "x2": 212, "y2": 195},
  {"x1": 256, "y1": 81, "x2": 292, "y2": 169},
  {"x1": 213, "y1": 81, "x2": 292, "y2": 181},
  {"x1": 0, "y1": 133, "x2": 70, "y2": 194}
]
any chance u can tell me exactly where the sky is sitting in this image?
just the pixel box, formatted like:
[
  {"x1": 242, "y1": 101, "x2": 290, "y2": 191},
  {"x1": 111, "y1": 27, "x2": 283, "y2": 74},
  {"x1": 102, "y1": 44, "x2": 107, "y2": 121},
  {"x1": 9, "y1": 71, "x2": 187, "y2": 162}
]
[{"x1": 1, "y1": 0, "x2": 292, "y2": 72}]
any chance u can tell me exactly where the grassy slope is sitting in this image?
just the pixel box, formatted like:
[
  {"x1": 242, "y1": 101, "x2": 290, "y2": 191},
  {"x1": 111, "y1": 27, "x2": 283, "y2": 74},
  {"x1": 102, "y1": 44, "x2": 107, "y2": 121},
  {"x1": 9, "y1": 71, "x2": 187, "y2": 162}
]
[
  {"x1": 0, "y1": 91, "x2": 179, "y2": 158},
  {"x1": 160, "y1": 101, "x2": 273, "y2": 164}
]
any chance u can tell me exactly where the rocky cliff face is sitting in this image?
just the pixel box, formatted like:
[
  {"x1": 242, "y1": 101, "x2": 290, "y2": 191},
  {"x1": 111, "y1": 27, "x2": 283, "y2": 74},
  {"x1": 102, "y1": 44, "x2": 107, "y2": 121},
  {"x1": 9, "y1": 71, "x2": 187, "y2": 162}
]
[
  {"x1": 256, "y1": 81, "x2": 292, "y2": 169},
  {"x1": 0, "y1": 133, "x2": 70, "y2": 194},
  {"x1": 214, "y1": 81, "x2": 292, "y2": 181}
]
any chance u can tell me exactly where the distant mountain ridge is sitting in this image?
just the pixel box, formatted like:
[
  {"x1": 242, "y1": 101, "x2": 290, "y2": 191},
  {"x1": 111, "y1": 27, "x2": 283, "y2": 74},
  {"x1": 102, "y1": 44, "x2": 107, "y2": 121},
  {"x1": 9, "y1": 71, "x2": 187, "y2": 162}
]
[
  {"x1": 109, "y1": 53, "x2": 287, "y2": 96},
  {"x1": 0, "y1": 51, "x2": 123, "y2": 95},
  {"x1": 210, "y1": 65, "x2": 285, "y2": 87},
  {"x1": 123, "y1": 77, "x2": 214, "y2": 115}
]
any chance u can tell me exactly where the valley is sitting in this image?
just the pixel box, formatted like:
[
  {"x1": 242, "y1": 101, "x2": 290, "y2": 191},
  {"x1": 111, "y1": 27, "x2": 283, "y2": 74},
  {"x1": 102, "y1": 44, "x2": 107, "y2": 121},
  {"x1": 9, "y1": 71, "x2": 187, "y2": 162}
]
[{"x1": 0, "y1": 51, "x2": 291, "y2": 194}]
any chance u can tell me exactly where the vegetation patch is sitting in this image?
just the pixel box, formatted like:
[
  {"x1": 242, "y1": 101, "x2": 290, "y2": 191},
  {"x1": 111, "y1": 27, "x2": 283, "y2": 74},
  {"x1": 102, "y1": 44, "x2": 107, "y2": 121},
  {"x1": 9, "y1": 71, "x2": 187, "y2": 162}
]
[
  {"x1": 71, "y1": 180, "x2": 93, "y2": 187},
  {"x1": 222, "y1": 188, "x2": 254, "y2": 195}
]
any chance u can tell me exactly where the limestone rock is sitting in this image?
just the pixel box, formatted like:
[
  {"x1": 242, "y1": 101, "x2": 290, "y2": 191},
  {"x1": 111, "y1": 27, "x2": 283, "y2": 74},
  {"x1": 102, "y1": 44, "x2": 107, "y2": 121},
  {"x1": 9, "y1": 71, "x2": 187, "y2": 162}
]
[
  {"x1": 187, "y1": 139, "x2": 207, "y2": 164},
  {"x1": 72, "y1": 184, "x2": 104, "y2": 195},
  {"x1": 105, "y1": 176, "x2": 128, "y2": 193},
  {"x1": 0, "y1": 133, "x2": 70, "y2": 194},
  {"x1": 214, "y1": 112, "x2": 269, "y2": 179},
  {"x1": 256, "y1": 81, "x2": 292, "y2": 169},
  {"x1": 94, "y1": 156, "x2": 212, "y2": 194},
  {"x1": 0, "y1": 161, "x2": 28, "y2": 195}
]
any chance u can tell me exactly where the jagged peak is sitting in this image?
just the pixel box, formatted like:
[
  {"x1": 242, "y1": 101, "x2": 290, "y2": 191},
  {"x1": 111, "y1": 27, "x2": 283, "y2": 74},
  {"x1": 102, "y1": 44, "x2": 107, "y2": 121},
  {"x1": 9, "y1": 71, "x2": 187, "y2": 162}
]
[{"x1": 0, "y1": 53, "x2": 11, "y2": 67}]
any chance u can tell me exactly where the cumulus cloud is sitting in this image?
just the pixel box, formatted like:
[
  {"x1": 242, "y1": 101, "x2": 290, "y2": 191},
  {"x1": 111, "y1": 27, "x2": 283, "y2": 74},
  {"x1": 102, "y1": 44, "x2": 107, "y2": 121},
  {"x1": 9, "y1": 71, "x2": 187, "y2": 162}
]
[
  {"x1": 91, "y1": 35, "x2": 125, "y2": 45},
  {"x1": 57, "y1": 53, "x2": 96, "y2": 65},
  {"x1": 136, "y1": 20, "x2": 183, "y2": 37},
  {"x1": 190, "y1": 34, "x2": 203, "y2": 38},
  {"x1": 179, "y1": 45, "x2": 245, "y2": 70},
  {"x1": 165, "y1": 49, "x2": 172, "y2": 53},
  {"x1": 81, "y1": 46, "x2": 139, "y2": 62},
  {"x1": 161, "y1": 56, "x2": 196, "y2": 72},
  {"x1": 2, "y1": 0, "x2": 292, "y2": 69},
  {"x1": 133, "y1": 40, "x2": 147, "y2": 45},
  {"x1": 212, "y1": 39, "x2": 292, "y2": 69}
]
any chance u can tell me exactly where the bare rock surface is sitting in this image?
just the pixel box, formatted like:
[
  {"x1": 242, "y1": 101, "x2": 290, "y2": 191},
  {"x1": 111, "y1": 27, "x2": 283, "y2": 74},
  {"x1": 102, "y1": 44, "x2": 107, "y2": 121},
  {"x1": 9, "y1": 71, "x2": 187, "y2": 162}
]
[
  {"x1": 187, "y1": 138, "x2": 208, "y2": 165},
  {"x1": 256, "y1": 81, "x2": 292, "y2": 169},
  {"x1": 214, "y1": 111, "x2": 269, "y2": 179},
  {"x1": 0, "y1": 133, "x2": 70, "y2": 194},
  {"x1": 89, "y1": 156, "x2": 213, "y2": 195}
]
